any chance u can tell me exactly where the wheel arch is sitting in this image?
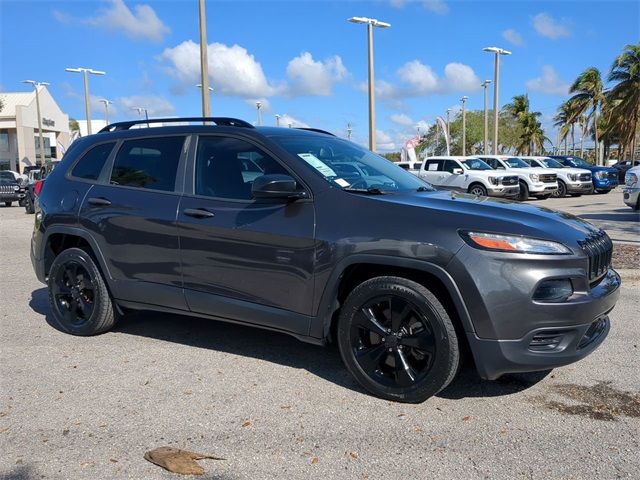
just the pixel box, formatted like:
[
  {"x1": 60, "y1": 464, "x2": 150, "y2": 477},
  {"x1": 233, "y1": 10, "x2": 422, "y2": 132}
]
[
  {"x1": 309, "y1": 255, "x2": 475, "y2": 344},
  {"x1": 467, "y1": 181, "x2": 488, "y2": 193}
]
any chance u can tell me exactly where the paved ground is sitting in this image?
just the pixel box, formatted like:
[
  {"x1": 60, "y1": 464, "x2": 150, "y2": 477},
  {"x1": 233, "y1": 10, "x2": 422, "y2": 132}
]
[{"x1": 1, "y1": 194, "x2": 639, "y2": 480}]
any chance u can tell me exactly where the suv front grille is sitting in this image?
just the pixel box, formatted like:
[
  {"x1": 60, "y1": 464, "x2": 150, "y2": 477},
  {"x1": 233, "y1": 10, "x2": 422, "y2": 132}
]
[
  {"x1": 607, "y1": 171, "x2": 618, "y2": 181},
  {"x1": 501, "y1": 176, "x2": 518, "y2": 186},
  {"x1": 578, "y1": 231, "x2": 613, "y2": 282},
  {"x1": 579, "y1": 173, "x2": 591, "y2": 181},
  {"x1": 539, "y1": 173, "x2": 557, "y2": 183}
]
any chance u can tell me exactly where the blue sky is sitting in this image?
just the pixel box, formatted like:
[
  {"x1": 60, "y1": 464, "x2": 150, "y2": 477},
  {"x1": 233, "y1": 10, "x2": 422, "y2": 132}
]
[{"x1": 1, "y1": 0, "x2": 638, "y2": 151}]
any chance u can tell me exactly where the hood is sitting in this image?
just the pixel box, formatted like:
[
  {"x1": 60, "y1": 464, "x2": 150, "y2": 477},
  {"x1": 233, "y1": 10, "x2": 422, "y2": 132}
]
[
  {"x1": 580, "y1": 165, "x2": 616, "y2": 173},
  {"x1": 369, "y1": 190, "x2": 601, "y2": 249},
  {"x1": 500, "y1": 166, "x2": 550, "y2": 176}
]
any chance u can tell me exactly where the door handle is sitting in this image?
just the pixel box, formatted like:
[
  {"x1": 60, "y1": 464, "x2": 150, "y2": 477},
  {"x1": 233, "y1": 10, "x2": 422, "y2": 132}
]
[
  {"x1": 87, "y1": 197, "x2": 112, "y2": 206},
  {"x1": 183, "y1": 208, "x2": 215, "y2": 218}
]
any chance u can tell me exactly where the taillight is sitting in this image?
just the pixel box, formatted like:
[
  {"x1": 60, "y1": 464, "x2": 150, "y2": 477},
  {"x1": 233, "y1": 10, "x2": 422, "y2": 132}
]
[{"x1": 34, "y1": 180, "x2": 44, "y2": 196}]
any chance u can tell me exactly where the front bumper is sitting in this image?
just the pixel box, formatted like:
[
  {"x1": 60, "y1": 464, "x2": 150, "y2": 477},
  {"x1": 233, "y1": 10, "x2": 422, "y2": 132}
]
[
  {"x1": 623, "y1": 187, "x2": 639, "y2": 208},
  {"x1": 566, "y1": 181, "x2": 593, "y2": 193},
  {"x1": 0, "y1": 193, "x2": 25, "y2": 202},
  {"x1": 593, "y1": 177, "x2": 618, "y2": 191},
  {"x1": 529, "y1": 182, "x2": 558, "y2": 194},
  {"x1": 488, "y1": 185, "x2": 520, "y2": 198}
]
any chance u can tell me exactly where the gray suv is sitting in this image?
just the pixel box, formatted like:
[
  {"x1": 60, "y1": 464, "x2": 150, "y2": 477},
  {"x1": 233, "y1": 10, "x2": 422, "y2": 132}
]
[{"x1": 31, "y1": 118, "x2": 621, "y2": 403}]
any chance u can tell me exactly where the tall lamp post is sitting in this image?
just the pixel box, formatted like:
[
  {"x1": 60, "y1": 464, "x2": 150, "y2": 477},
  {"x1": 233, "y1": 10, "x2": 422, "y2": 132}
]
[
  {"x1": 482, "y1": 47, "x2": 511, "y2": 154},
  {"x1": 446, "y1": 108, "x2": 452, "y2": 139},
  {"x1": 131, "y1": 107, "x2": 149, "y2": 128},
  {"x1": 22, "y1": 80, "x2": 49, "y2": 167},
  {"x1": 348, "y1": 16, "x2": 390, "y2": 152},
  {"x1": 460, "y1": 96, "x2": 468, "y2": 156},
  {"x1": 99, "y1": 99, "x2": 113, "y2": 125},
  {"x1": 481, "y1": 79, "x2": 491, "y2": 154},
  {"x1": 275, "y1": 114, "x2": 281, "y2": 127},
  {"x1": 256, "y1": 102, "x2": 262, "y2": 126},
  {"x1": 347, "y1": 122, "x2": 353, "y2": 140},
  {"x1": 65, "y1": 67, "x2": 105, "y2": 135},
  {"x1": 198, "y1": 0, "x2": 211, "y2": 117}
]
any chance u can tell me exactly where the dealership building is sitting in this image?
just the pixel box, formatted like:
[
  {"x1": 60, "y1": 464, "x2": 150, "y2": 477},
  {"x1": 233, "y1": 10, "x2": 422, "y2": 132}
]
[{"x1": 0, "y1": 86, "x2": 70, "y2": 173}]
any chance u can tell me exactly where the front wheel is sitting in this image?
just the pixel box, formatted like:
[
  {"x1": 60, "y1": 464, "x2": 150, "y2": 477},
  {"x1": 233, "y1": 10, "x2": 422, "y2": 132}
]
[
  {"x1": 596, "y1": 189, "x2": 611, "y2": 194},
  {"x1": 24, "y1": 195, "x2": 35, "y2": 214},
  {"x1": 337, "y1": 276, "x2": 460, "y2": 403},
  {"x1": 517, "y1": 181, "x2": 529, "y2": 201},
  {"x1": 48, "y1": 248, "x2": 117, "y2": 336},
  {"x1": 468, "y1": 184, "x2": 488, "y2": 197},
  {"x1": 553, "y1": 181, "x2": 567, "y2": 198},
  {"x1": 4, "y1": 201, "x2": 12, "y2": 207}
]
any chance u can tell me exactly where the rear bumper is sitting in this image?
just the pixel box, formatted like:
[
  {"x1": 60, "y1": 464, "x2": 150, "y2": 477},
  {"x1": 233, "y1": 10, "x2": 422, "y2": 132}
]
[{"x1": 623, "y1": 187, "x2": 639, "y2": 208}]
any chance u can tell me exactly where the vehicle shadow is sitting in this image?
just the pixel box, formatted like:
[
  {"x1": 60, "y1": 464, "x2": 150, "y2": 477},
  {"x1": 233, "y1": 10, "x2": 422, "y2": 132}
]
[{"x1": 29, "y1": 288, "x2": 549, "y2": 401}]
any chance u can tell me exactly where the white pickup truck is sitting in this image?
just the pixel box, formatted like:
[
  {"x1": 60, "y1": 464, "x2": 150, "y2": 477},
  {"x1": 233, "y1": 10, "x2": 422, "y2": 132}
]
[
  {"x1": 520, "y1": 156, "x2": 592, "y2": 197},
  {"x1": 417, "y1": 156, "x2": 519, "y2": 198},
  {"x1": 475, "y1": 155, "x2": 558, "y2": 201}
]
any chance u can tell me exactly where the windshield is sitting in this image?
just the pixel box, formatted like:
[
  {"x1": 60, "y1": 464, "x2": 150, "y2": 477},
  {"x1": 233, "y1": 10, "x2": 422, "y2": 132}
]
[
  {"x1": 540, "y1": 157, "x2": 564, "y2": 168},
  {"x1": 504, "y1": 157, "x2": 530, "y2": 168},
  {"x1": 272, "y1": 135, "x2": 433, "y2": 192},
  {"x1": 565, "y1": 157, "x2": 591, "y2": 168},
  {"x1": 462, "y1": 158, "x2": 493, "y2": 170}
]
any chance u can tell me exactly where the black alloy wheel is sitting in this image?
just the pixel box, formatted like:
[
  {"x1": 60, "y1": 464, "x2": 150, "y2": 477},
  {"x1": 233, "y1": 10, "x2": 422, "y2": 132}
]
[
  {"x1": 338, "y1": 276, "x2": 459, "y2": 403},
  {"x1": 51, "y1": 260, "x2": 96, "y2": 326},
  {"x1": 553, "y1": 180, "x2": 567, "y2": 198}
]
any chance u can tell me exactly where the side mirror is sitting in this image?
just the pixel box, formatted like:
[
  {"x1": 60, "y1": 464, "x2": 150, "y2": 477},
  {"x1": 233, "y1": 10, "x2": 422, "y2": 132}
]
[
  {"x1": 251, "y1": 174, "x2": 307, "y2": 200},
  {"x1": 452, "y1": 168, "x2": 463, "y2": 175}
]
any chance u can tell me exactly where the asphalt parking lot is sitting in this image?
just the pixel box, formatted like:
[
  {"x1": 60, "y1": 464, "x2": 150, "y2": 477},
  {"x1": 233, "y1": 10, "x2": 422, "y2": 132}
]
[{"x1": 1, "y1": 192, "x2": 638, "y2": 480}]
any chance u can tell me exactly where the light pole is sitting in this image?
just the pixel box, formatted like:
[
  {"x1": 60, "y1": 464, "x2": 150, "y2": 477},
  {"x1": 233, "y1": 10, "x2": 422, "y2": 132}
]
[
  {"x1": 481, "y1": 79, "x2": 491, "y2": 154},
  {"x1": 198, "y1": 0, "x2": 211, "y2": 117},
  {"x1": 288, "y1": 123, "x2": 293, "y2": 128},
  {"x1": 99, "y1": 99, "x2": 113, "y2": 125},
  {"x1": 196, "y1": 84, "x2": 213, "y2": 92},
  {"x1": 347, "y1": 122, "x2": 353, "y2": 140},
  {"x1": 131, "y1": 107, "x2": 149, "y2": 128},
  {"x1": 483, "y1": 47, "x2": 511, "y2": 154},
  {"x1": 22, "y1": 80, "x2": 49, "y2": 167},
  {"x1": 446, "y1": 108, "x2": 452, "y2": 140},
  {"x1": 460, "y1": 96, "x2": 468, "y2": 156},
  {"x1": 256, "y1": 102, "x2": 262, "y2": 126},
  {"x1": 348, "y1": 16, "x2": 390, "y2": 152},
  {"x1": 65, "y1": 67, "x2": 105, "y2": 135},
  {"x1": 275, "y1": 114, "x2": 281, "y2": 127}
]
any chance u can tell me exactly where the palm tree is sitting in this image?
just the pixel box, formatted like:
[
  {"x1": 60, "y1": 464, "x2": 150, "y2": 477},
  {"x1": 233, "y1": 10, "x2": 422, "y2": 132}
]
[
  {"x1": 607, "y1": 43, "x2": 640, "y2": 160},
  {"x1": 568, "y1": 67, "x2": 605, "y2": 164},
  {"x1": 505, "y1": 94, "x2": 544, "y2": 155},
  {"x1": 553, "y1": 101, "x2": 572, "y2": 154},
  {"x1": 504, "y1": 94, "x2": 531, "y2": 120}
]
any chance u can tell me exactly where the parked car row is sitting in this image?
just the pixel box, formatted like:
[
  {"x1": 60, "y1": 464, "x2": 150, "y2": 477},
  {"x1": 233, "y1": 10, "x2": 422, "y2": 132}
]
[{"x1": 403, "y1": 155, "x2": 620, "y2": 200}]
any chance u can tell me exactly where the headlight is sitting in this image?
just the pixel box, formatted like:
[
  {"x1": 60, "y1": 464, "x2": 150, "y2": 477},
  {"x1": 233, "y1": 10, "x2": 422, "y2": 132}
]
[
  {"x1": 529, "y1": 174, "x2": 539, "y2": 182},
  {"x1": 567, "y1": 173, "x2": 577, "y2": 181},
  {"x1": 461, "y1": 231, "x2": 572, "y2": 254},
  {"x1": 626, "y1": 172, "x2": 638, "y2": 187},
  {"x1": 488, "y1": 176, "x2": 499, "y2": 186},
  {"x1": 595, "y1": 171, "x2": 605, "y2": 179},
  {"x1": 13, "y1": 185, "x2": 20, "y2": 192}
]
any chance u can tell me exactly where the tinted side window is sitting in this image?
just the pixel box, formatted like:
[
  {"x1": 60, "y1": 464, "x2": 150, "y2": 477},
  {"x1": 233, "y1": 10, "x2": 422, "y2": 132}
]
[
  {"x1": 110, "y1": 137, "x2": 185, "y2": 191},
  {"x1": 443, "y1": 160, "x2": 459, "y2": 173},
  {"x1": 195, "y1": 136, "x2": 289, "y2": 200},
  {"x1": 424, "y1": 160, "x2": 442, "y2": 172},
  {"x1": 71, "y1": 142, "x2": 115, "y2": 180}
]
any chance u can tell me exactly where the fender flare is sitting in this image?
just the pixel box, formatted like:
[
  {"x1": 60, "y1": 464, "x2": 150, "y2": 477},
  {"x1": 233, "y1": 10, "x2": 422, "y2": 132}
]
[{"x1": 308, "y1": 254, "x2": 475, "y2": 340}]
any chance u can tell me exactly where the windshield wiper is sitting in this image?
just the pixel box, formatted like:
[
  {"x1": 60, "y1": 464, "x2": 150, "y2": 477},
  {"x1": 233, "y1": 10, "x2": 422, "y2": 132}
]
[
  {"x1": 416, "y1": 186, "x2": 431, "y2": 192},
  {"x1": 343, "y1": 187, "x2": 386, "y2": 195}
]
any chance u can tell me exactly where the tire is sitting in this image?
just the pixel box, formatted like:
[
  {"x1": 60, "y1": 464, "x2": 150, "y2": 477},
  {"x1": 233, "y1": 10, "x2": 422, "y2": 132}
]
[
  {"x1": 569, "y1": 193, "x2": 582, "y2": 197},
  {"x1": 24, "y1": 195, "x2": 35, "y2": 214},
  {"x1": 535, "y1": 194, "x2": 551, "y2": 200},
  {"x1": 337, "y1": 276, "x2": 460, "y2": 403},
  {"x1": 47, "y1": 247, "x2": 117, "y2": 336},
  {"x1": 517, "y1": 181, "x2": 529, "y2": 201},
  {"x1": 468, "y1": 183, "x2": 488, "y2": 197},
  {"x1": 4, "y1": 201, "x2": 12, "y2": 207},
  {"x1": 553, "y1": 180, "x2": 567, "y2": 198},
  {"x1": 598, "y1": 189, "x2": 611, "y2": 194}
]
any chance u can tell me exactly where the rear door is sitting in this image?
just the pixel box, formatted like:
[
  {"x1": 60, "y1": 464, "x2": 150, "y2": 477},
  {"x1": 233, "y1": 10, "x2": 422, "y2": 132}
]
[
  {"x1": 177, "y1": 135, "x2": 316, "y2": 335},
  {"x1": 79, "y1": 134, "x2": 189, "y2": 310}
]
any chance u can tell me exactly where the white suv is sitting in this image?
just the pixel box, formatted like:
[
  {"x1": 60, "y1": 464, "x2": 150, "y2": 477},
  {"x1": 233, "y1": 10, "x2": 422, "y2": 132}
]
[
  {"x1": 520, "y1": 156, "x2": 592, "y2": 197},
  {"x1": 476, "y1": 155, "x2": 558, "y2": 201},
  {"x1": 418, "y1": 156, "x2": 519, "y2": 198}
]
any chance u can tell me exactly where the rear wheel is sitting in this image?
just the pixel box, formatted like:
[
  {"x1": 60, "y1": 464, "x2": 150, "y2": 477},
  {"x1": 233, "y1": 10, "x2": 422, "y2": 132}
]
[
  {"x1": 553, "y1": 181, "x2": 567, "y2": 198},
  {"x1": 4, "y1": 201, "x2": 12, "y2": 207},
  {"x1": 48, "y1": 248, "x2": 117, "y2": 336},
  {"x1": 517, "y1": 181, "x2": 529, "y2": 201},
  {"x1": 468, "y1": 184, "x2": 487, "y2": 197},
  {"x1": 337, "y1": 276, "x2": 459, "y2": 403},
  {"x1": 24, "y1": 195, "x2": 35, "y2": 214}
]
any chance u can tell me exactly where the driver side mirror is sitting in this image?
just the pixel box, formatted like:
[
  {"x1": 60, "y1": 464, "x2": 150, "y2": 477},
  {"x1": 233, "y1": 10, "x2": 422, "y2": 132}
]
[
  {"x1": 251, "y1": 174, "x2": 307, "y2": 200},
  {"x1": 452, "y1": 168, "x2": 463, "y2": 175}
]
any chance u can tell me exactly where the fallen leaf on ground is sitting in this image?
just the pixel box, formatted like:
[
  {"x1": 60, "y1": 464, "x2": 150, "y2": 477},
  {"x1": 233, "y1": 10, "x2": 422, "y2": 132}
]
[
  {"x1": 109, "y1": 458, "x2": 118, "y2": 463},
  {"x1": 349, "y1": 452, "x2": 358, "y2": 459},
  {"x1": 144, "y1": 447, "x2": 224, "y2": 476},
  {"x1": 311, "y1": 456, "x2": 319, "y2": 464},
  {"x1": 462, "y1": 416, "x2": 470, "y2": 421},
  {"x1": 242, "y1": 420, "x2": 252, "y2": 427}
]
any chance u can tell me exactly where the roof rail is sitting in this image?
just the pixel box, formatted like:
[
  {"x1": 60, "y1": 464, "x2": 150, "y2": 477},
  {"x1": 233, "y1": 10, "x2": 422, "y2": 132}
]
[
  {"x1": 296, "y1": 127, "x2": 336, "y2": 137},
  {"x1": 98, "y1": 117, "x2": 254, "y2": 133}
]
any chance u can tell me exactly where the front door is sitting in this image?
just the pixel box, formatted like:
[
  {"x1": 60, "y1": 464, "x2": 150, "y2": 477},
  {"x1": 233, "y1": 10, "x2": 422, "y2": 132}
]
[{"x1": 177, "y1": 135, "x2": 316, "y2": 335}]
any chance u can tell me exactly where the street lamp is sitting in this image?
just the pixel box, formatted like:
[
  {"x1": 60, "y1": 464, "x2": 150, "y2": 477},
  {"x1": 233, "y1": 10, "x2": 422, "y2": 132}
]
[
  {"x1": 196, "y1": 84, "x2": 213, "y2": 92},
  {"x1": 65, "y1": 67, "x2": 106, "y2": 135},
  {"x1": 256, "y1": 102, "x2": 262, "y2": 126},
  {"x1": 460, "y1": 96, "x2": 468, "y2": 156},
  {"x1": 22, "y1": 80, "x2": 49, "y2": 166},
  {"x1": 131, "y1": 107, "x2": 149, "y2": 127},
  {"x1": 481, "y1": 79, "x2": 491, "y2": 154},
  {"x1": 99, "y1": 99, "x2": 113, "y2": 125},
  {"x1": 483, "y1": 47, "x2": 511, "y2": 154},
  {"x1": 347, "y1": 122, "x2": 353, "y2": 140},
  {"x1": 198, "y1": 0, "x2": 211, "y2": 117},
  {"x1": 348, "y1": 16, "x2": 390, "y2": 152},
  {"x1": 275, "y1": 114, "x2": 281, "y2": 127},
  {"x1": 446, "y1": 108, "x2": 452, "y2": 139}
]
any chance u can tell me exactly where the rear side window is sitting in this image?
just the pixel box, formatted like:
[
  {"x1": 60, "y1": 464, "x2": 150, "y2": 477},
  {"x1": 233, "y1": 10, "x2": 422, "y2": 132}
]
[
  {"x1": 424, "y1": 160, "x2": 442, "y2": 171},
  {"x1": 71, "y1": 142, "x2": 115, "y2": 180},
  {"x1": 110, "y1": 136, "x2": 185, "y2": 192}
]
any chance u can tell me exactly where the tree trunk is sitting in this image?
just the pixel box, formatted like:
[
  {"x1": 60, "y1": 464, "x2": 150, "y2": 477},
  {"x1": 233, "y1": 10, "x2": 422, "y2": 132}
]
[
  {"x1": 593, "y1": 107, "x2": 600, "y2": 165},
  {"x1": 571, "y1": 123, "x2": 576, "y2": 156}
]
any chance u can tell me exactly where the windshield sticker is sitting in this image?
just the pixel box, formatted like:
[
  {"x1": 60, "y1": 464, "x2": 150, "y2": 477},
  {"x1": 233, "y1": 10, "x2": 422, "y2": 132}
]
[
  {"x1": 334, "y1": 178, "x2": 350, "y2": 187},
  {"x1": 297, "y1": 153, "x2": 337, "y2": 177}
]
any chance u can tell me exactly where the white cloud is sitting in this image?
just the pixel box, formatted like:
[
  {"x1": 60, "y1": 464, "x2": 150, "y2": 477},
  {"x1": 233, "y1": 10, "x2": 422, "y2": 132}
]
[
  {"x1": 525, "y1": 65, "x2": 571, "y2": 95},
  {"x1": 416, "y1": 120, "x2": 430, "y2": 133},
  {"x1": 376, "y1": 129, "x2": 398, "y2": 151},
  {"x1": 532, "y1": 13, "x2": 571, "y2": 39},
  {"x1": 389, "y1": 0, "x2": 407, "y2": 7},
  {"x1": 398, "y1": 61, "x2": 439, "y2": 93},
  {"x1": 442, "y1": 63, "x2": 480, "y2": 92},
  {"x1": 423, "y1": 0, "x2": 449, "y2": 14},
  {"x1": 277, "y1": 114, "x2": 309, "y2": 128},
  {"x1": 390, "y1": 113, "x2": 414, "y2": 126},
  {"x1": 160, "y1": 40, "x2": 276, "y2": 97},
  {"x1": 117, "y1": 95, "x2": 175, "y2": 117},
  {"x1": 54, "y1": 0, "x2": 170, "y2": 42},
  {"x1": 502, "y1": 28, "x2": 524, "y2": 46},
  {"x1": 285, "y1": 52, "x2": 348, "y2": 96}
]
